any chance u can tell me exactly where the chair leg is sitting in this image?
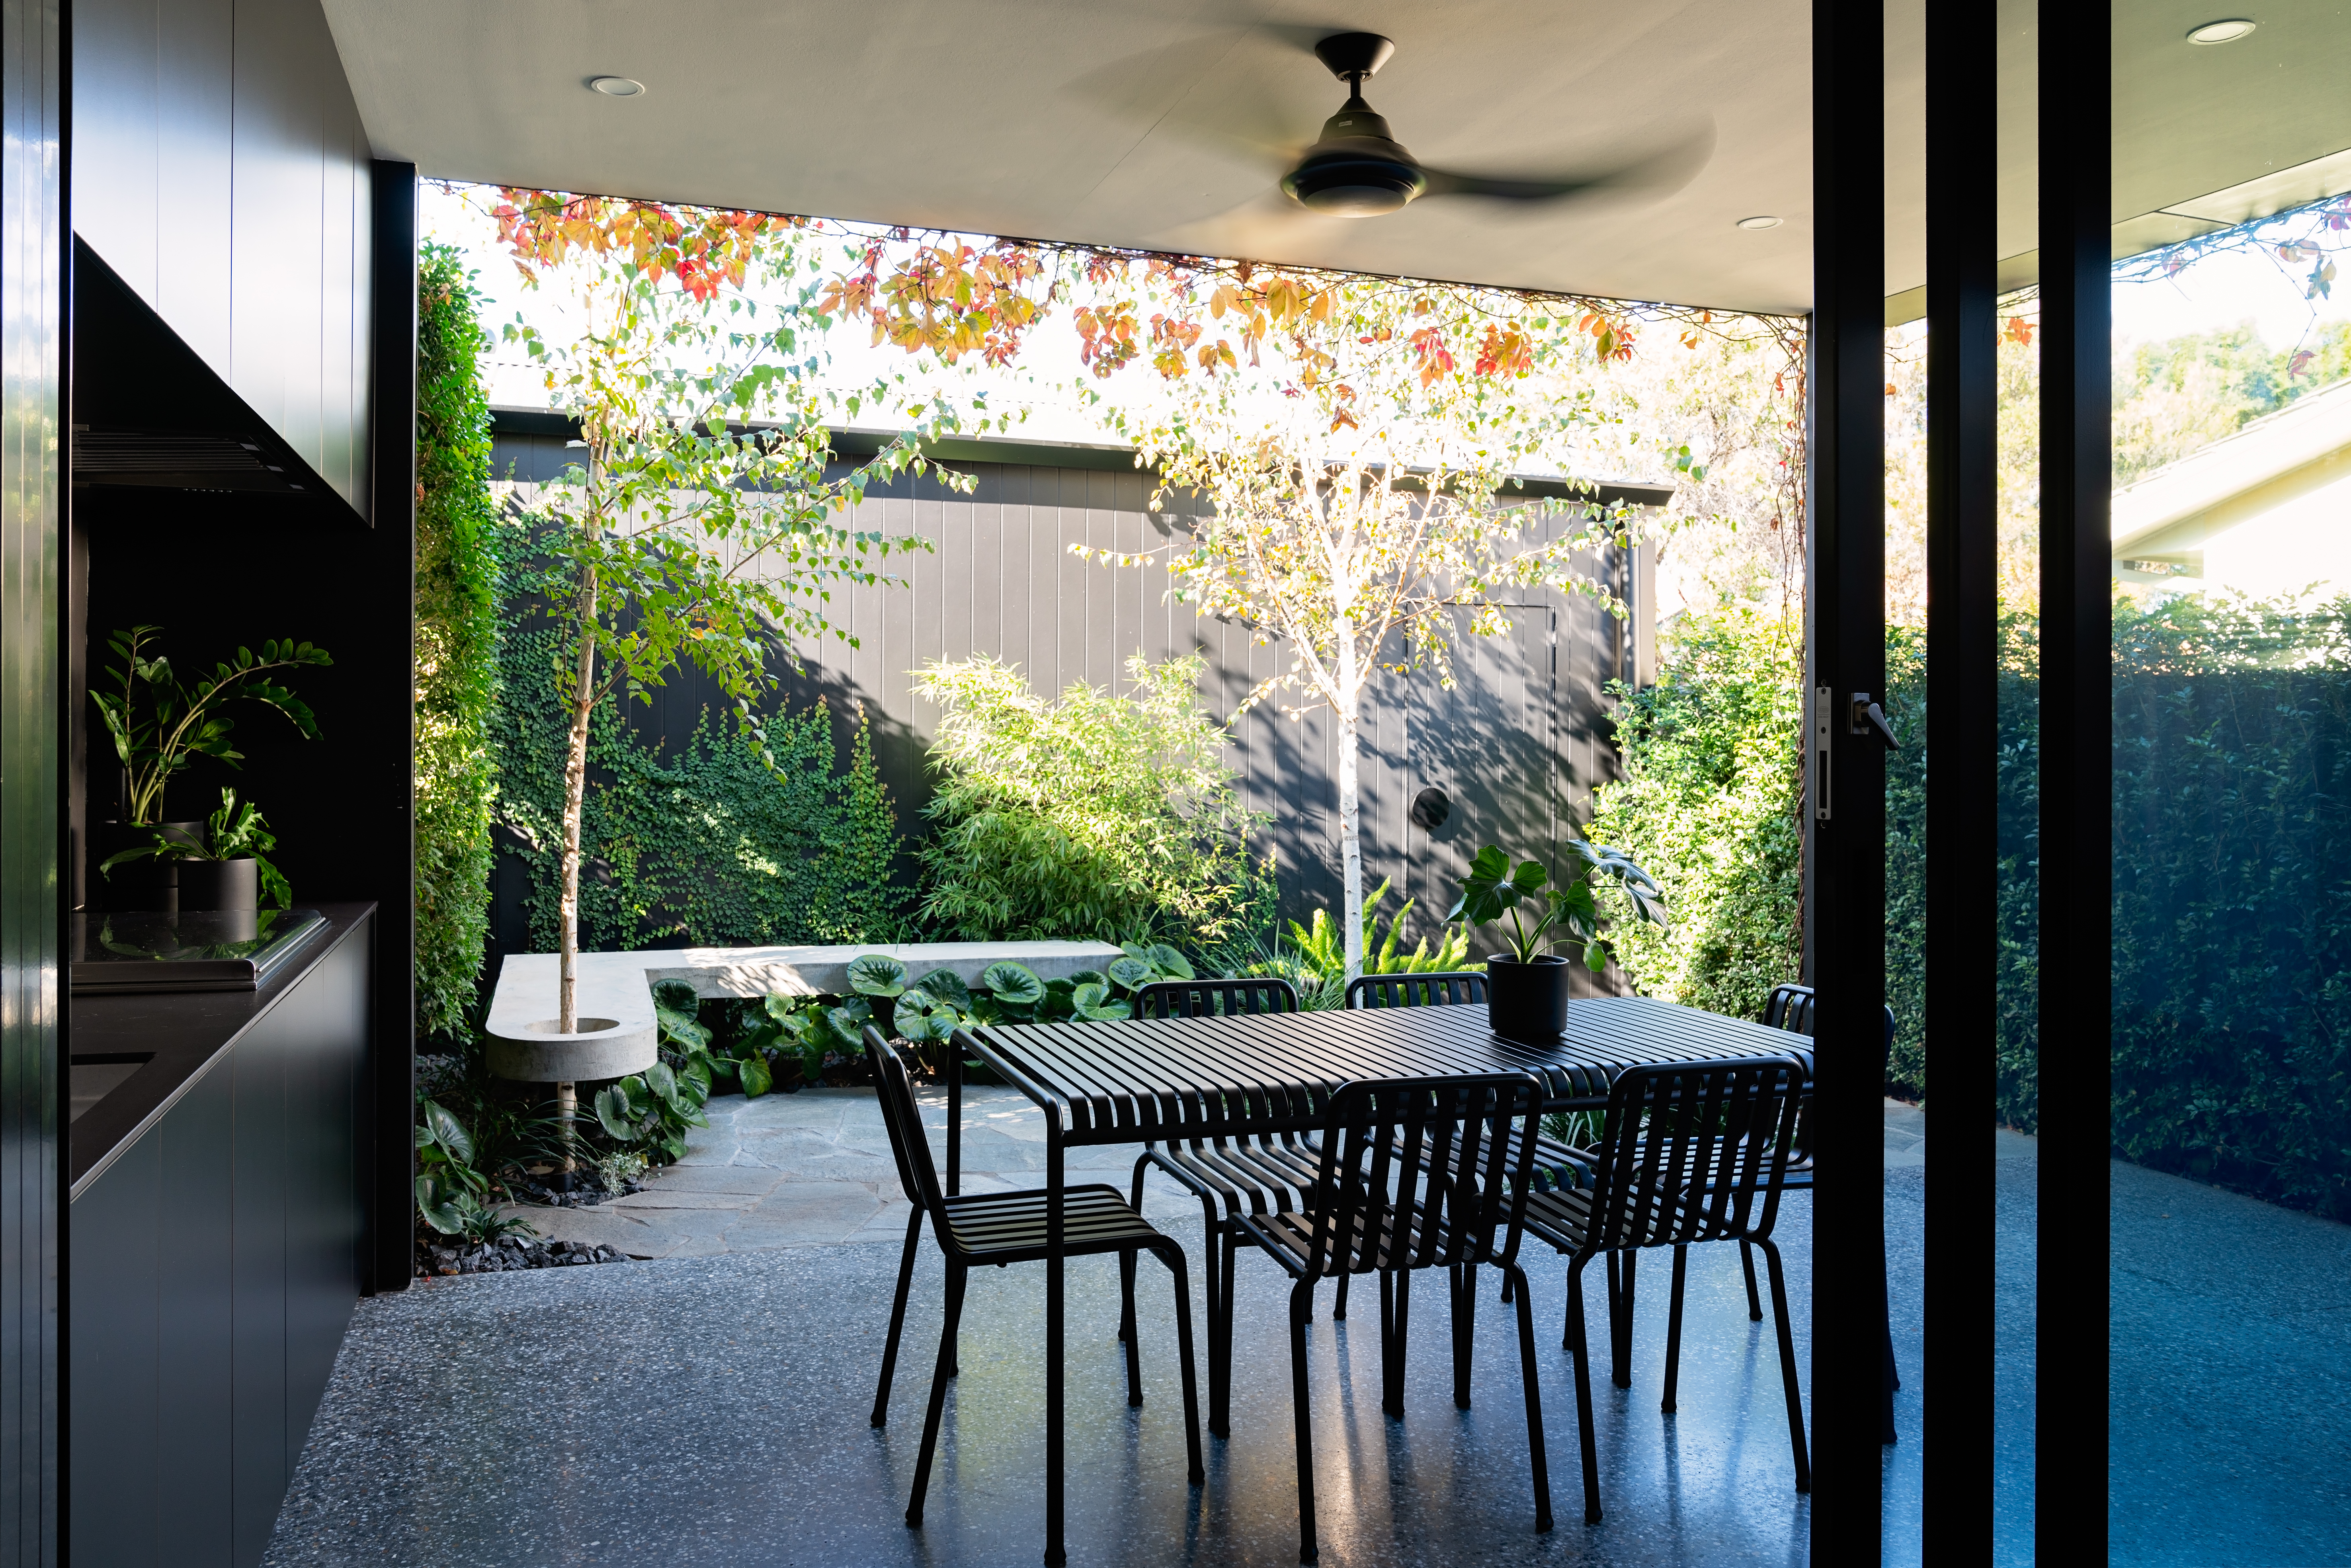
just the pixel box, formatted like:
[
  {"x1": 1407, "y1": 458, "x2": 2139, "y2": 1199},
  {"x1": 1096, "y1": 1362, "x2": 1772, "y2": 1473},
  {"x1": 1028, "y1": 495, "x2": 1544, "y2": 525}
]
[
  {"x1": 1740, "y1": 1240, "x2": 1764, "y2": 1322},
  {"x1": 1759, "y1": 1240, "x2": 1813, "y2": 1492},
  {"x1": 1289, "y1": 1280, "x2": 1321, "y2": 1564},
  {"x1": 906, "y1": 1261, "x2": 968, "y2": 1528},
  {"x1": 1382, "y1": 1268, "x2": 1412, "y2": 1418},
  {"x1": 1662, "y1": 1244, "x2": 1696, "y2": 1414},
  {"x1": 1451, "y1": 1262, "x2": 1476, "y2": 1411},
  {"x1": 1566, "y1": 1253, "x2": 1603, "y2": 1525},
  {"x1": 1213, "y1": 1226, "x2": 1239, "y2": 1439},
  {"x1": 1334, "y1": 1269, "x2": 1350, "y2": 1322},
  {"x1": 871, "y1": 1205, "x2": 924, "y2": 1427},
  {"x1": 1506, "y1": 1263, "x2": 1555, "y2": 1533},
  {"x1": 1611, "y1": 1249, "x2": 1638, "y2": 1389},
  {"x1": 1121, "y1": 1248, "x2": 1144, "y2": 1408},
  {"x1": 1152, "y1": 1240, "x2": 1207, "y2": 1484},
  {"x1": 1121, "y1": 1152, "x2": 1157, "y2": 1345}
]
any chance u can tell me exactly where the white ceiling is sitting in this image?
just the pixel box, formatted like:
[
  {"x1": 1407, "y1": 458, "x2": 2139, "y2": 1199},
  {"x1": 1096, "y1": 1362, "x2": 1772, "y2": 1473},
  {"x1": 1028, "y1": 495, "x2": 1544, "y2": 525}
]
[{"x1": 321, "y1": 0, "x2": 2351, "y2": 317}]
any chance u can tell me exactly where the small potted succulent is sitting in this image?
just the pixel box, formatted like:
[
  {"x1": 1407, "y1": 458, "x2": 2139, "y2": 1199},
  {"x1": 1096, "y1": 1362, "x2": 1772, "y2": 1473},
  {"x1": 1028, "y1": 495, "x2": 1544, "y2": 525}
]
[
  {"x1": 100, "y1": 788, "x2": 293, "y2": 920},
  {"x1": 1447, "y1": 838, "x2": 1667, "y2": 1045}
]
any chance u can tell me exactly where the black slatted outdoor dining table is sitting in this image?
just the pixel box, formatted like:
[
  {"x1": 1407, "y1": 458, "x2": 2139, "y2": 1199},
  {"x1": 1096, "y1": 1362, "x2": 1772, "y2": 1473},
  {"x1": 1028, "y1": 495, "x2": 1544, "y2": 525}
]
[{"x1": 944, "y1": 996, "x2": 1814, "y2": 1565}]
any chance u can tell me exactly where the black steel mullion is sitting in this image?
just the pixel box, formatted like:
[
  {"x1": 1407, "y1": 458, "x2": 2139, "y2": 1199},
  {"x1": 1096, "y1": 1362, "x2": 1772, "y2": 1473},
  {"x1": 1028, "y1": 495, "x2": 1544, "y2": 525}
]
[
  {"x1": 1925, "y1": 0, "x2": 1999, "y2": 1550},
  {"x1": 1809, "y1": 0, "x2": 1889, "y2": 1555},
  {"x1": 2037, "y1": 4, "x2": 2111, "y2": 1558}
]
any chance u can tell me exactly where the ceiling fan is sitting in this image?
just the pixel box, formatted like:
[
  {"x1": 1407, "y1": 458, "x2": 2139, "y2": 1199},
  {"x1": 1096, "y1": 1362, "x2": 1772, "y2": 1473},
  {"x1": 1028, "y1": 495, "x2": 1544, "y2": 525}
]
[{"x1": 1278, "y1": 32, "x2": 1693, "y2": 217}]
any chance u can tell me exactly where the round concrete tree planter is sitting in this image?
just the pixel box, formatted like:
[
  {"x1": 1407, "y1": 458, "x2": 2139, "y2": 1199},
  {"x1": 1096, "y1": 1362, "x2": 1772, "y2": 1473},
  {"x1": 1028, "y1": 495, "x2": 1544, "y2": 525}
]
[{"x1": 485, "y1": 1015, "x2": 659, "y2": 1084}]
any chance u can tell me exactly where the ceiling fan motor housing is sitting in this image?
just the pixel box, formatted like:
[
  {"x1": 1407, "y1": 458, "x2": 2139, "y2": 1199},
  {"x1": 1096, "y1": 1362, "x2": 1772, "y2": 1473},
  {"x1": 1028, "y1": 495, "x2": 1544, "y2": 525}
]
[
  {"x1": 1282, "y1": 102, "x2": 1429, "y2": 215},
  {"x1": 1285, "y1": 31, "x2": 1425, "y2": 215}
]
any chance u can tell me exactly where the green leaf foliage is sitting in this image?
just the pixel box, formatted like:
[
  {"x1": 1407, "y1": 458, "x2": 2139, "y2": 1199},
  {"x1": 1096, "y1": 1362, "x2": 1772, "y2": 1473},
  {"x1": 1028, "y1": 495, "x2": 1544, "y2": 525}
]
[
  {"x1": 980, "y1": 962, "x2": 1043, "y2": 1008},
  {"x1": 491, "y1": 574, "x2": 909, "y2": 952},
  {"x1": 414, "y1": 242, "x2": 504, "y2": 1044},
  {"x1": 847, "y1": 953, "x2": 908, "y2": 998},
  {"x1": 2105, "y1": 590, "x2": 2351, "y2": 1220},
  {"x1": 914, "y1": 653, "x2": 1276, "y2": 948},
  {"x1": 1587, "y1": 605, "x2": 1806, "y2": 1029}
]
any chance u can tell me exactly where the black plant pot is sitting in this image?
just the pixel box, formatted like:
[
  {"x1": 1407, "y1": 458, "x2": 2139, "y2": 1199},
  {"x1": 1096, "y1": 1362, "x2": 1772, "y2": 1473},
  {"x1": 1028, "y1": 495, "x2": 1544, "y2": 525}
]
[
  {"x1": 89, "y1": 820, "x2": 204, "y2": 911},
  {"x1": 1485, "y1": 955, "x2": 1572, "y2": 1045},
  {"x1": 177, "y1": 857, "x2": 259, "y2": 915}
]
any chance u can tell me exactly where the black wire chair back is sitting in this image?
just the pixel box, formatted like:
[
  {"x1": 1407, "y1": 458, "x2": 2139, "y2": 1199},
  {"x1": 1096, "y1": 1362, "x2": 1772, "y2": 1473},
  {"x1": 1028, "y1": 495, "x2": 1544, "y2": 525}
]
[
  {"x1": 868, "y1": 1034, "x2": 950, "y2": 1223},
  {"x1": 1133, "y1": 976, "x2": 1300, "y2": 1019},
  {"x1": 1343, "y1": 970, "x2": 1490, "y2": 1009},
  {"x1": 1762, "y1": 982, "x2": 1816, "y2": 1035},
  {"x1": 1297, "y1": 1073, "x2": 1544, "y2": 1280},
  {"x1": 1580, "y1": 1056, "x2": 1807, "y2": 1254}
]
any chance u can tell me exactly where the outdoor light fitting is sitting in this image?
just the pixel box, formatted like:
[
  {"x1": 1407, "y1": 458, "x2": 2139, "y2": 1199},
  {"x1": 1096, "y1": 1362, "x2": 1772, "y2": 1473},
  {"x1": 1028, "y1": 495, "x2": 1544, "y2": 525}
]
[
  {"x1": 2186, "y1": 18, "x2": 2257, "y2": 43},
  {"x1": 588, "y1": 75, "x2": 645, "y2": 96},
  {"x1": 1736, "y1": 215, "x2": 1783, "y2": 229}
]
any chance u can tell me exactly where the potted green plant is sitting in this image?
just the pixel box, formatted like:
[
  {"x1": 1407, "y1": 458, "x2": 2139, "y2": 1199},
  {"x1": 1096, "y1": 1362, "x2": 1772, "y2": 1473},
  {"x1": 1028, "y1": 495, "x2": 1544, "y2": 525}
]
[
  {"x1": 1447, "y1": 839, "x2": 1667, "y2": 1044},
  {"x1": 88, "y1": 625, "x2": 328, "y2": 907},
  {"x1": 101, "y1": 788, "x2": 293, "y2": 920}
]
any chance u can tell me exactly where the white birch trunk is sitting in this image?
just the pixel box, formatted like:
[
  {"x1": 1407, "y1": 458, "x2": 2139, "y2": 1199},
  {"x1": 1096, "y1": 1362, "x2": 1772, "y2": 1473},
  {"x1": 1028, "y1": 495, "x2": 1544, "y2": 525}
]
[
  {"x1": 1334, "y1": 607, "x2": 1365, "y2": 982},
  {"x1": 558, "y1": 565, "x2": 596, "y2": 1035}
]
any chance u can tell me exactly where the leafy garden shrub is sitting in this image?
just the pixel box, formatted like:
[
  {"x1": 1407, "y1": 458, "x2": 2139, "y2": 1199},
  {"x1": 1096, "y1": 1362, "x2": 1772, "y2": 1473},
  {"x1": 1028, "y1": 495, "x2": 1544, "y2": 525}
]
[
  {"x1": 2110, "y1": 591, "x2": 2351, "y2": 1220},
  {"x1": 914, "y1": 653, "x2": 1275, "y2": 948},
  {"x1": 413, "y1": 244, "x2": 502, "y2": 1042},
  {"x1": 1590, "y1": 604, "x2": 2041, "y2": 1122},
  {"x1": 1588, "y1": 606, "x2": 1806, "y2": 1029},
  {"x1": 490, "y1": 557, "x2": 907, "y2": 953}
]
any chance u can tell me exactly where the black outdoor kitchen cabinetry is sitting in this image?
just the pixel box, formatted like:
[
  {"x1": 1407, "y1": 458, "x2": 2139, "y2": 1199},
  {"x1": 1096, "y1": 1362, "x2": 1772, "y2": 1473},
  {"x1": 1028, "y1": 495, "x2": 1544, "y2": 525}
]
[{"x1": 68, "y1": 905, "x2": 373, "y2": 1568}]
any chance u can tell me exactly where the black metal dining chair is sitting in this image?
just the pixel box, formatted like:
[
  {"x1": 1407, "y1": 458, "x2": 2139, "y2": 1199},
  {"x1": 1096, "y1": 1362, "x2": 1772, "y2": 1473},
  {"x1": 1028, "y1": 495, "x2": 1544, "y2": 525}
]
[
  {"x1": 1122, "y1": 975, "x2": 1310, "y2": 1438},
  {"x1": 1342, "y1": 970, "x2": 1490, "y2": 1009},
  {"x1": 1228, "y1": 1072, "x2": 1554, "y2": 1562},
  {"x1": 1331, "y1": 968, "x2": 1489, "y2": 1328},
  {"x1": 1521, "y1": 1055, "x2": 1810, "y2": 1524},
  {"x1": 1744, "y1": 981, "x2": 1902, "y2": 1441},
  {"x1": 862, "y1": 1031, "x2": 1204, "y2": 1525}
]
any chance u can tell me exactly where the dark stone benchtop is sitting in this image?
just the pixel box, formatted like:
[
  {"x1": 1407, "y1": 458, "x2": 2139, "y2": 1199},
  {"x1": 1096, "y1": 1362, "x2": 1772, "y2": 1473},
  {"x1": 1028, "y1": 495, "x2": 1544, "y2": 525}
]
[{"x1": 69, "y1": 901, "x2": 375, "y2": 1197}]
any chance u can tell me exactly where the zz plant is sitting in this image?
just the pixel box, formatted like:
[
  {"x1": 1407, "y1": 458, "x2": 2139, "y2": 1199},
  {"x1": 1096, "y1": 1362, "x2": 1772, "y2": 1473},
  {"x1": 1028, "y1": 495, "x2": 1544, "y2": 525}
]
[{"x1": 91, "y1": 626, "x2": 330, "y2": 825}]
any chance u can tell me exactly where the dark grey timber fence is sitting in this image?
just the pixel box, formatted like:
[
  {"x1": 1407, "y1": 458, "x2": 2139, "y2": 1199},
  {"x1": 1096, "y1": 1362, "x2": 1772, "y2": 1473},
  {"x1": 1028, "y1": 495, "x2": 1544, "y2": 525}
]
[{"x1": 488, "y1": 411, "x2": 1666, "y2": 961}]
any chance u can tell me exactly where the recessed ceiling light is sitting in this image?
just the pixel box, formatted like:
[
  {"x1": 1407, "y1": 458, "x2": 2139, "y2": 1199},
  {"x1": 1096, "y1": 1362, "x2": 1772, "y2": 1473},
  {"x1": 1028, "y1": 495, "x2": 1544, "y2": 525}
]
[
  {"x1": 2186, "y1": 18, "x2": 2257, "y2": 43},
  {"x1": 588, "y1": 76, "x2": 645, "y2": 96},
  {"x1": 1735, "y1": 215, "x2": 1783, "y2": 230}
]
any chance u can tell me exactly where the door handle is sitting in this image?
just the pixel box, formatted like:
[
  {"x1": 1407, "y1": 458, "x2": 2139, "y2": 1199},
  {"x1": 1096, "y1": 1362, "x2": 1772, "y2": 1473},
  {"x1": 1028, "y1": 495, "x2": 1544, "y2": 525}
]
[{"x1": 1849, "y1": 693, "x2": 1900, "y2": 751}]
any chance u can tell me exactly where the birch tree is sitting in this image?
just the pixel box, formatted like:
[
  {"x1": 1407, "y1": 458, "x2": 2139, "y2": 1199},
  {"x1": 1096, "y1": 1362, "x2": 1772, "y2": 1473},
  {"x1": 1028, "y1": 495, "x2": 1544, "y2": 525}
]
[
  {"x1": 1085, "y1": 279, "x2": 1640, "y2": 980},
  {"x1": 496, "y1": 196, "x2": 964, "y2": 1029}
]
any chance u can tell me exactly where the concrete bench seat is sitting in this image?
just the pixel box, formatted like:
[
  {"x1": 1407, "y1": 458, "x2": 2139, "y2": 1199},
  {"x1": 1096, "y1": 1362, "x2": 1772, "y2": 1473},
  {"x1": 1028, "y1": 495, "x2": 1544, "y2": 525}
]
[{"x1": 484, "y1": 940, "x2": 1126, "y2": 1082}]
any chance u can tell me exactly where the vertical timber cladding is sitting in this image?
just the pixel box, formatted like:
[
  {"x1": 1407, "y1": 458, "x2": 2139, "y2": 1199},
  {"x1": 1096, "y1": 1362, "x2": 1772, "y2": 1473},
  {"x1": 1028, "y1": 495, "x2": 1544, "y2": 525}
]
[
  {"x1": 0, "y1": 0, "x2": 63, "y2": 1561},
  {"x1": 485, "y1": 424, "x2": 1654, "y2": 951}
]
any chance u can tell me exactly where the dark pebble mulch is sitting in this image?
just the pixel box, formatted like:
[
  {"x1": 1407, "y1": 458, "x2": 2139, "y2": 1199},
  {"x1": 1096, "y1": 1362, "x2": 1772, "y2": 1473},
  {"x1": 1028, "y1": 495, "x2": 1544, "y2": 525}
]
[
  {"x1": 416, "y1": 1237, "x2": 630, "y2": 1278},
  {"x1": 507, "y1": 1172, "x2": 645, "y2": 1208}
]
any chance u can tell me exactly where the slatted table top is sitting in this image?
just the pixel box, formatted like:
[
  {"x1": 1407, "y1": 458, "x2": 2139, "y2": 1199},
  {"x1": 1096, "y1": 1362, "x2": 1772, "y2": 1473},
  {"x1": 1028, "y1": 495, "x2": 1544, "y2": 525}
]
[{"x1": 959, "y1": 995, "x2": 1813, "y2": 1145}]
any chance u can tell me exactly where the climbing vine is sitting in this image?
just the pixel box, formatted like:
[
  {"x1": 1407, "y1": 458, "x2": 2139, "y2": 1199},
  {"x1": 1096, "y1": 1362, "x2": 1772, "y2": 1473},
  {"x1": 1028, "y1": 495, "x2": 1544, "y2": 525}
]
[
  {"x1": 489, "y1": 550, "x2": 908, "y2": 952},
  {"x1": 414, "y1": 244, "x2": 502, "y2": 1042}
]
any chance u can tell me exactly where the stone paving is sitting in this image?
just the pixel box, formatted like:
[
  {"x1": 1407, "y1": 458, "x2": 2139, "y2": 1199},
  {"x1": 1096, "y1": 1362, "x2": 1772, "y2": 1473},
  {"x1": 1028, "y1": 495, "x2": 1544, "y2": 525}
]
[{"x1": 510, "y1": 1080, "x2": 1935, "y2": 1259}]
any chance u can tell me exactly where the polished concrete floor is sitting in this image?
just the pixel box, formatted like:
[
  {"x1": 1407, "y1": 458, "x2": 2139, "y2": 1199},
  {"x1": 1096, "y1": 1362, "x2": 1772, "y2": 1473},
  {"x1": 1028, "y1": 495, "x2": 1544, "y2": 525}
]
[
  {"x1": 265, "y1": 1098, "x2": 2350, "y2": 1567},
  {"x1": 266, "y1": 1187, "x2": 1924, "y2": 1566}
]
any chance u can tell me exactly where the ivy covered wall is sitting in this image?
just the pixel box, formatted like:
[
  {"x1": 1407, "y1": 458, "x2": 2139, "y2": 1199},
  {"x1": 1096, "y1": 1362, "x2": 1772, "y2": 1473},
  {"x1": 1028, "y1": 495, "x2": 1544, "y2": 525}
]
[{"x1": 487, "y1": 550, "x2": 908, "y2": 954}]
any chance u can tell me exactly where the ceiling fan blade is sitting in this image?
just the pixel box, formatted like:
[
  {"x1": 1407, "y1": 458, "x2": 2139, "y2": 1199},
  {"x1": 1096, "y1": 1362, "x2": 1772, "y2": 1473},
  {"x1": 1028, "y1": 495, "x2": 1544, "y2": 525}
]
[{"x1": 1418, "y1": 122, "x2": 1717, "y2": 206}]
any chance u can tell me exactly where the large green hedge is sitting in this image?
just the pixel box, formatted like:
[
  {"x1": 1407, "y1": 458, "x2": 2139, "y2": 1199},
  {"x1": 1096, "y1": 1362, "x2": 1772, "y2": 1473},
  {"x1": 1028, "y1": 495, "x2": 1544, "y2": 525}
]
[
  {"x1": 2110, "y1": 591, "x2": 2351, "y2": 1220},
  {"x1": 413, "y1": 245, "x2": 502, "y2": 1043},
  {"x1": 488, "y1": 560, "x2": 908, "y2": 953},
  {"x1": 1601, "y1": 591, "x2": 2351, "y2": 1220}
]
